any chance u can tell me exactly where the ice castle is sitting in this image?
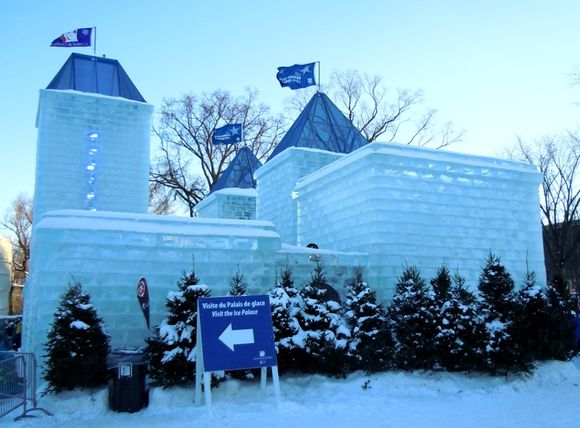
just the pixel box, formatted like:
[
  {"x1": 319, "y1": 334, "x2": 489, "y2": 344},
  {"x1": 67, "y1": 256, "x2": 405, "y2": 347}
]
[{"x1": 23, "y1": 54, "x2": 546, "y2": 363}]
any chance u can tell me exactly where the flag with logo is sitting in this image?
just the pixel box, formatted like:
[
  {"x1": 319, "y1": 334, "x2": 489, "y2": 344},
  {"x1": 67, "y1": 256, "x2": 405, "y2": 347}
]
[
  {"x1": 276, "y1": 62, "x2": 316, "y2": 90},
  {"x1": 50, "y1": 28, "x2": 93, "y2": 47},
  {"x1": 136, "y1": 277, "x2": 150, "y2": 329},
  {"x1": 212, "y1": 124, "x2": 243, "y2": 145}
]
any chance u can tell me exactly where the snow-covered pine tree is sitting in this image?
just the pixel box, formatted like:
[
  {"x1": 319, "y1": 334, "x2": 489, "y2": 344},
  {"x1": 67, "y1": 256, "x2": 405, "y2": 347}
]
[
  {"x1": 296, "y1": 262, "x2": 350, "y2": 376},
  {"x1": 226, "y1": 269, "x2": 254, "y2": 380},
  {"x1": 43, "y1": 281, "x2": 110, "y2": 393},
  {"x1": 432, "y1": 268, "x2": 485, "y2": 371},
  {"x1": 228, "y1": 269, "x2": 247, "y2": 296},
  {"x1": 269, "y1": 267, "x2": 303, "y2": 372},
  {"x1": 514, "y1": 269, "x2": 550, "y2": 363},
  {"x1": 146, "y1": 267, "x2": 210, "y2": 387},
  {"x1": 477, "y1": 253, "x2": 530, "y2": 374},
  {"x1": 387, "y1": 266, "x2": 437, "y2": 370},
  {"x1": 543, "y1": 275, "x2": 578, "y2": 360},
  {"x1": 344, "y1": 267, "x2": 392, "y2": 373},
  {"x1": 431, "y1": 265, "x2": 452, "y2": 303}
]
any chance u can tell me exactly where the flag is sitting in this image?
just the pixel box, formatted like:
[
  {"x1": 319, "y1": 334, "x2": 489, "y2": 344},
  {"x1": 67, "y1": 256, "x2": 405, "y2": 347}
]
[
  {"x1": 136, "y1": 277, "x2": 150, "y2": 329},
  {"x1": 50, "y1": 28, "x2": 93, "y2": 47},
  {"x1": 276, "y1": 62, "x2": 316, "y2": 90},
  {"x1": 212, "y1": 124, "x2": 243, "y2": 145}
]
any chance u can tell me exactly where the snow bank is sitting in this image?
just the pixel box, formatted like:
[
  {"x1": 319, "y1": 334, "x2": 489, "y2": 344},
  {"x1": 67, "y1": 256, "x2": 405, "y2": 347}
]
[{"x1": 11, "y1": 359, "x2": 580, "y2": 428}]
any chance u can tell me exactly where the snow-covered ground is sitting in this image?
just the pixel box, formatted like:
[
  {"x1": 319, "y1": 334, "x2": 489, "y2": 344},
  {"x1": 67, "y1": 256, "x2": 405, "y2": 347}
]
[{"x1": 6, "y1": 359, "x2": 580, "y2": 428}]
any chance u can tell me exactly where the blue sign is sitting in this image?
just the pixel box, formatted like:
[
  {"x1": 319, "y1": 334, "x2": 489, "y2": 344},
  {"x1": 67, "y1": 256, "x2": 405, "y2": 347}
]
[{"x1": 198, "y1": 295, "x2": 277, "y2": 372}]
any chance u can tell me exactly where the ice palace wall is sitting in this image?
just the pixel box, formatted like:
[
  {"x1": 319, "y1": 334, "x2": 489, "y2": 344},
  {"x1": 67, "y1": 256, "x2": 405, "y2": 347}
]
[
  {"x1": 255, "y1": 148, "x2": 344, "y2": 244},
  {"x1": 23, "y1": 210, "x2": 364, "y2": 360},
  {"x1": 197, "y1": 188, "x2": 258, "y2": 220},
  {"x1": 293, "y1": 142, "x2": 546, "y2": 301}
]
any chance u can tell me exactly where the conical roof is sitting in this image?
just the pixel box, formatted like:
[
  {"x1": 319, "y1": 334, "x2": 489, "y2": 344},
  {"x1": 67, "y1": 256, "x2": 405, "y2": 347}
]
[
  {"x1": 268, "y1": 92, "x2": 367, "y2": 160},
  {"x1": 210, "y1": 146, "x2": 262, "y2": 193},
  {"x1": 46, "y1": 53, "x2": 146, "y2": 102}
]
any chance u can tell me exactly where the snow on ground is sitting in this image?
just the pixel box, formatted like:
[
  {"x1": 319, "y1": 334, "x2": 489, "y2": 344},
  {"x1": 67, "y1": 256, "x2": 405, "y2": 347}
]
[{"x1": 6, "y1": 359, "x2": 580, "y2": 428}]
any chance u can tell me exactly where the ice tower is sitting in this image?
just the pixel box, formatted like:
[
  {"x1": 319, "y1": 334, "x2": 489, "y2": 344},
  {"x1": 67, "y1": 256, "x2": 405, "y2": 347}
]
[
  {"x1": 197, "y1": 146, "x2": 262, "y2": 220},
  {"x1": 33, "y1": 53, "x2": 153, "y2": 223},
  {"x1": 256, "y1": 92, "x2": 367, "y2": 243}
]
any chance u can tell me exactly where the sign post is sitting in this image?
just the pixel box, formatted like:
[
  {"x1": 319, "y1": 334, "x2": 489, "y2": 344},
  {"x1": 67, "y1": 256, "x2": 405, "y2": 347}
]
[{"x1": 195, "y1": 295, "x2": 280, "y2": 408}]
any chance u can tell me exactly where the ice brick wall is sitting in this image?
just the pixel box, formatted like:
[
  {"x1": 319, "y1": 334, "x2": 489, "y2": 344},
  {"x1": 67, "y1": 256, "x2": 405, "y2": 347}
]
[
  {"x1": 295, "y1": 142, "x2": 546, "y2": 300},
  {"x1": 256, "y1": 147, "x2": 344, "y2": 244},
  {"x1": 33, "y1": 90, "x2": 153, "y2": 224},
  {"x1": 22, "y1": 210, "x2": 364, "y2": 368},
  {"x1": 196, "y1": 188, "x2": 257, "y2": 220}
]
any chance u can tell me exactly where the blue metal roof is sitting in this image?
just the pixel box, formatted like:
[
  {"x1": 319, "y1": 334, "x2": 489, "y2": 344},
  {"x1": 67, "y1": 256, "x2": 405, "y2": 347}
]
[
  {"x1": 210, "y1": 146, "x2": 263, "y2": 193},
  {"x1": 268, "y1": 92, "x2": 367, "y2": 160},
  {"x1": 46, "y1": 53, "x2": 146, "y2": 102}
]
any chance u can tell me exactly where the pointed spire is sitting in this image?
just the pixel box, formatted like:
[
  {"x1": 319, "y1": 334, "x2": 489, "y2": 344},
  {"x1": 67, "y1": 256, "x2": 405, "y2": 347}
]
[
  {"x1": 47, "y1": 53, "x2": 146, "y2": 102},
  {"x1": 210, "y1": 146, "x2": 262, "y2": 193},
  {"x1": 268, "y1": 92, "x2": 367, "y2": 161}
]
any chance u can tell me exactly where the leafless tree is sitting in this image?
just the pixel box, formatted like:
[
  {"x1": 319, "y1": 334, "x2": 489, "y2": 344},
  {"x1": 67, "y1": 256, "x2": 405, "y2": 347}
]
[
  {"x1": 508, "y1": 134, "x2": 580, "y2": 287},
  {"x1": 151, "y1": 88, "x2": 285, "y2": 216},
  {"x1": 148, "y1": 180, "x2": 176, "y2": 216},
  {"x1": 286, "y1": 70, "x2": 463, "y2": 148},
  {"x1": 1, "y1": 194, "x2": 32, "y2": 284}
]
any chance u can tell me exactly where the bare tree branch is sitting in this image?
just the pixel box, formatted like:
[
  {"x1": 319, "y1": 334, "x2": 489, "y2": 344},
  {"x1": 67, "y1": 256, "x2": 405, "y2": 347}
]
[
  {"x1": 1, "y1": 194, "x2": 32, "y2": 284},
  {"x1": 285, "y1": 70, "x2": 463, "y2": 149},
  {"x1": 508, "y1": 134, "x2": 580, "y2": 286},
  {"x1": 151, "y1": 88, "x2": 283, "y2": 216}
]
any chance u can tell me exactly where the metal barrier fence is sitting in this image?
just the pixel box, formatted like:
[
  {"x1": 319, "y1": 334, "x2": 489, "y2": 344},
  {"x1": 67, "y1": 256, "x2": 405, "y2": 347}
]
[{"x1": 0, "y1": 352, "x2": 51, "y2": 420}]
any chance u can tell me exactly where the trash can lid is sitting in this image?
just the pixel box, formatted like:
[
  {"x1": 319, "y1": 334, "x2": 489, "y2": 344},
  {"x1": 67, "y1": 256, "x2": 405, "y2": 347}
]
[{"x1": 107, "y1": 346, "x2": 148, "y2": 367}]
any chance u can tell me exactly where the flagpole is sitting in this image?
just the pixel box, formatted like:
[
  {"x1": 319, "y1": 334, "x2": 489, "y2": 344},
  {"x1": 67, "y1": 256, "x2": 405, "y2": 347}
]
[
  {"x1": 93, "y1": 27, "x2": 97, "y2": 56},
  {"x1": 317, "y1": 61, "x2": 321, "y2": 92}
]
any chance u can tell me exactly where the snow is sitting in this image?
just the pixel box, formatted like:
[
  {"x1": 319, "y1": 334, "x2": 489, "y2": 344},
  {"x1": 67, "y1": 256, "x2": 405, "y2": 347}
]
[
  {"x1": 69, "y1": 320, "x2": 90, "y2": 330},
  {"x1": 8, "y1": 359, "x2": 580, "y2": 428}
]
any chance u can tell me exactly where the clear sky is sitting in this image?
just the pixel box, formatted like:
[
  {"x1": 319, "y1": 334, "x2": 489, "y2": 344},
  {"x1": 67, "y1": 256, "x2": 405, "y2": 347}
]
[{"x1": 1, "y1": 0, "x2": 579, "y2": 231}]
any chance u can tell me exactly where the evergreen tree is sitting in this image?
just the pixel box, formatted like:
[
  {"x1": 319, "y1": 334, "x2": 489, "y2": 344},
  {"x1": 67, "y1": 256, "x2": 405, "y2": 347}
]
[
  {"x1": 296, "y1": 262, "x2": 350, "y2": 376},
  {"x1": 226, "y1": 269, "x2": 254, "y2": 380},
  {"x1": 228, "y1": 269, "x2": 247, "y2": 296},
  {"x1": 344, "y1": 268, "x2": 392, "y2": 372},
  {"x1": 269, "y1": 267, "x2": 303, "y2": 372},
  {"x1": 514, "y1": 269, "x2": 551, "y2": 363},
  {"x1": 431, "y1": 265, "x2": 452, "y2": 302},
  {"x1": 477, "y1": 253, "x2": 530, "y2": 374},
  {"x1": 146, "y1": 267, "x2": 210, "y2": 387},
  {"x1": 43, "y1": 282, "x2": 110, "y2": 393},
  {"x1": 543, "y1": 277, "x2": 578, "y2": 359},
  {"x1": 387, "y1": 266, "x2": 437, "y2": 370},
  {"x1": 433, "y1": 269, "x2": 485, "y2": 371}
]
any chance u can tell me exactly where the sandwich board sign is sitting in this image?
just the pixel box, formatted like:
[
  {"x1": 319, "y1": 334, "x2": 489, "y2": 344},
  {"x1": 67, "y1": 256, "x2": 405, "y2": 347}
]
[{"x1": 195, "y1": 295, "x2": 280, "y2": 408}]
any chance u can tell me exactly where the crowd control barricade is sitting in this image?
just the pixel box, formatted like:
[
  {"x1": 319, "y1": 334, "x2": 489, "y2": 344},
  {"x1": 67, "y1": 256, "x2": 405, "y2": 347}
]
[{"x1": 0, "y1": 352, "x2": 51, "y2": 420}]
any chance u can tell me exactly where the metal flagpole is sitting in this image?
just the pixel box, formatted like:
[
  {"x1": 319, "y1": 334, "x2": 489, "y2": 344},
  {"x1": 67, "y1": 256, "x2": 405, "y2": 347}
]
[
  {"x1": 93, "y1": 27, "x2": 97, "y2": 56},
  {"x1": 317, "y1": 61, "x2": 321, "y2": 92}
]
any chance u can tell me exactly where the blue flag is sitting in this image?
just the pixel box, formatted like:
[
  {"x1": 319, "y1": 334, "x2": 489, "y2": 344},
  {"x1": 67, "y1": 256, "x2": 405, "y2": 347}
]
[
  {"x1": 212, "y1": 124, "x2": 243, "y2": 145},
  {"x1": 276, "y1": 62, "x2": 316, "y2": 90},
  {"x1": 50, "y1": 28, "x2": 93, "y2": 47}
]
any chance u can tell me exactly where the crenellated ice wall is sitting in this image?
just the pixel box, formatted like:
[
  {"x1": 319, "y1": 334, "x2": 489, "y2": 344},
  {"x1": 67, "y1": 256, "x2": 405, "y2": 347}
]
[
  {"x1": 294, "y1": 142, "x2": 546, "y2": 301},
  {"x1": 255, "y1": 147, "x2": 344, "y2": 244},
  {"x1": 33, "y1": 90, "x2": 153, "y2": 225},
  {"x1": 196, "y1": 188, "x2": 257, "y2": 220},
  {"x1": 23, "y1": 210, "x2": 364, "y2": 365}
]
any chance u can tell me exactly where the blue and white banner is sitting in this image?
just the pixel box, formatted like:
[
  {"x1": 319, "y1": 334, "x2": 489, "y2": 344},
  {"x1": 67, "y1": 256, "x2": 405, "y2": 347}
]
[
  {"x1": 276, "y1": 62, "x2": 316, "y2": 90},
  {"x1": 212, "y1": 124, "x2": 243, "y2": 145},
  {"x1": 50, "y1": 28, "x2": 93, "y2": 47}
]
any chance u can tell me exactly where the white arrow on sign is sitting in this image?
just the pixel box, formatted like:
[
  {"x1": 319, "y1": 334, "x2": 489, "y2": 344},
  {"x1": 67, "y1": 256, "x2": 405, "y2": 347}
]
[{"x1": 218, "y1": 323, "x2": 255, "y2": 351}]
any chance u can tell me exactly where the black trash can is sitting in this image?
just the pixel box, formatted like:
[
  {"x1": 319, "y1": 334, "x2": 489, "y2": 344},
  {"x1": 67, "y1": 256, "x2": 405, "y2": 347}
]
[{"x1": 107, "y1": 348, "x2": 149, "y2": 413}]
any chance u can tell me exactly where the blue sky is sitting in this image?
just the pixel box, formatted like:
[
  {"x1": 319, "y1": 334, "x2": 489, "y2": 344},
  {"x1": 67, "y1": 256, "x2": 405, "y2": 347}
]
[{"x1": 1, "y1": 0, "x2": 579, "y2": 227}]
